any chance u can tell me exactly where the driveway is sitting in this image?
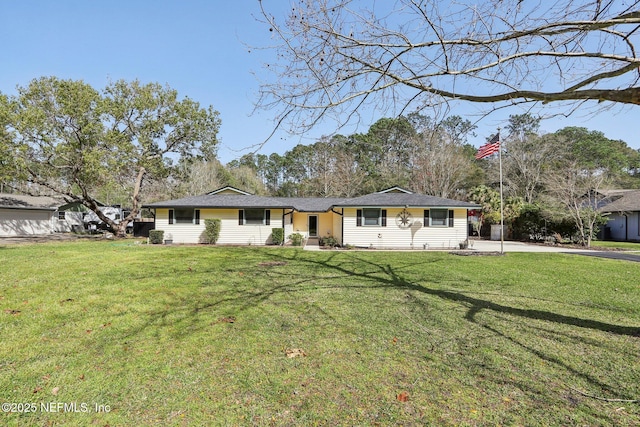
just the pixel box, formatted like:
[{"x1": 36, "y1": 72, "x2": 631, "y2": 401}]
[
  {"x1": 470, "y1": 239, "x2": 640, "y2": 262},
  {"x1": 470, "y1": 239, "x2": 589, "y2": 253}
]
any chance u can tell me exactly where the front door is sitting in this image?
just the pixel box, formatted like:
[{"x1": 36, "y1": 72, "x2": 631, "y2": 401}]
[{"x1": 308, "y1": 215, "x2": 318, "y2": 237}]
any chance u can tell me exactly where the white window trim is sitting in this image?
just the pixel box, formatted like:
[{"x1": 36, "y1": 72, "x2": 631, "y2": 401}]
[
  {"x1": 240, "y1": 209, "x2": 270, "y2": 226},
  {"x1": 169, "y1": 208, "x2": 200, "y2": 225},
  {"x1": 362, "y1": 208, "x2": 381, "y2": 226},
  {"x1": 429, "y1": 209, "x2": 450, "y2": 227}
]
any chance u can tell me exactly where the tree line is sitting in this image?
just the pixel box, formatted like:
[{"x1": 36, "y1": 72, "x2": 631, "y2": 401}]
[{"x1": 215, "y1": 113, "x2": 637, "y2": 247}]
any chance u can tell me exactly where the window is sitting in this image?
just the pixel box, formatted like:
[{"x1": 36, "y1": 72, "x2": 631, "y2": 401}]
[
  {"x1": 169, "y1": 208, "x2": 200, "y2": 224},
  {"x1": 239, "y1": 209, "x2": 270, "y2": 225},
  {"x1": 430, "y1": 209, "x2": 448, "y2": 226},
  {"x1": 424, "y1": 209, "x2": 454, "y2": 227},
  {"x1": 356, "y1": 209, "x2": 387, "y2": 227},
  {"x1": 57, "y1": 211, "x2": 66, "y2": 220},
  {"x1": 363, "y1": 208, "x2": 380, "y2": 226}
]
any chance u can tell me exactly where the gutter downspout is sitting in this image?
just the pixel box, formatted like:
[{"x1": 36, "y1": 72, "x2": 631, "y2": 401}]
[
  {"x1": 283, "y1": 209, "x2": 295, "y2": 245},
  {"x1": 330, "y1": 208, "x2": 344, "y2": 246}
]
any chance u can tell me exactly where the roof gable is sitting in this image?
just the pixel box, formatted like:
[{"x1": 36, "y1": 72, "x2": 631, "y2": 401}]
[
  {"x1": 207, "y1": 186, "x2": 252, "y2": 196},
  {"x1": 377, "y1": 186, "x2": 413, "y2": 194}
]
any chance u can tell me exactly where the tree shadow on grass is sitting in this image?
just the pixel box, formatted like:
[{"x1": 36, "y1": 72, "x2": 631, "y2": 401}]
[
  {"x1": 286, "y1": 251, "x2": 640, "y2": 337},
  {"x1": 108, "y1": 248, "x2": 639, "y2": 406},
  {"x1": 124, "y1": 249, "x2": 640, "y2": 341}
]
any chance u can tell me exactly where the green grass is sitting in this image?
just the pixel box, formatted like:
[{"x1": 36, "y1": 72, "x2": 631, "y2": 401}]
[
  {"x1": 591, "y1": 240, "x2": 640, "y2": 251},
  {"x1": 1, "y1": 241, "x2": 639, "y2": 426}
]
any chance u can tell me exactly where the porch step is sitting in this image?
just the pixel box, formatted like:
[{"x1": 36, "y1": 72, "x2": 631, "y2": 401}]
[{"x1": 303, "y1": 237, "x2": 321, "y2": 251}]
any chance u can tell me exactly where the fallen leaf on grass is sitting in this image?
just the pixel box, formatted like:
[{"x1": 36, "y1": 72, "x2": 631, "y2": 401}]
[
  {"x1": 392, "y1": 337, "x2": 398, "y2": 345},
  {"x1": 52, "y1": 387, "x2": 60, "y2": 395},
  {"x1": 4, "y1": 309, "x2": 21, "y2": 315},
  {"x1": 285, "y1": 348, "x2": 307, "y2": 358},
  {"x1": 397, "y1": 391, "x2": 409, "y2": 402},
  {"x1": 33, "y1": 386, "x2": 42, "y2": 394}
]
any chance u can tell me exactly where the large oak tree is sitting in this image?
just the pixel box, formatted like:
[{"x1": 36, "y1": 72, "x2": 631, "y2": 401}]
[{"x1": 1, "y1": 77, "x2": 220, "y2": 236}]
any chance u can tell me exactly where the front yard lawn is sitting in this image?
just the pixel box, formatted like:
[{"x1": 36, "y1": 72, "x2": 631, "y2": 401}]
[{"x1": 1, "y1": 241, "x2": 639, "y2": 426}]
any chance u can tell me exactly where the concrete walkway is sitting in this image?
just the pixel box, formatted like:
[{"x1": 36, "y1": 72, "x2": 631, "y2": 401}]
[{"x1": 468, "y1": 239, "x2": 592, "y2": 253}]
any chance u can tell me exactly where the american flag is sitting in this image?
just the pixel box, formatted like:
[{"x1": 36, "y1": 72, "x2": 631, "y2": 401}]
[{"x1": 475, "y1": 133, "x2": 500, "y2": 159}]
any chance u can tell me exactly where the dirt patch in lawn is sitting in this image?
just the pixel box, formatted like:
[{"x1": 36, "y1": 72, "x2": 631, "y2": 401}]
[{"x1": 0, "y1": 233, "x2": 100, "y2": 245}]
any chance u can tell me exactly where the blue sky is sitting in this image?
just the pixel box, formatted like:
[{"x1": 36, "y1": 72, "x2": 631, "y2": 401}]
[{"x1": 2, "y1": 1, "x2": 639, "y2": 164}]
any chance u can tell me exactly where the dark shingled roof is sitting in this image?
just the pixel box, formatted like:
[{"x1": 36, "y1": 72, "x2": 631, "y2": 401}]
[
  {"x1": 334, "y1": 193, "x2": 480, "y2": 208},
  {"x1": 146, "y1": 192, "x2": 479, "y2": 211},
  {"x1": 146, "y1": 194, "x2": 295, "y2": 209},
  {"x1": 272, "y1": 197, "x2": 348, "y2": 212},
  {"x1": 598, "y1": 190, "x2": 640, "y2": 213}
]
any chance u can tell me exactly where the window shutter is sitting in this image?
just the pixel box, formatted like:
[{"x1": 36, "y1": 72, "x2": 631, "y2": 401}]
[
  {"x1": 448, "y1": 210, "x2": 454, "y2": 227},
  {"x1": 381, "y1": 210, "x2": 387, "y2": 227},
  {"x1": 168, "y1": 209, "x2": 174, "y2": 225},
  {"x1": 265, "y1": 209, "x2": 271, "y2": 225},
  {"x1": 194, "y1": 209, "x2": 200, "y2": 225},
  {"x1": 356, "y1": 209, "x2": 362, "y2": 227},
  {"x1": 423, "y1": 210, "x2": 429, "y2": 227},
  {"x1": 238, "y1": 210, "x2": 244, "y2": 225}
]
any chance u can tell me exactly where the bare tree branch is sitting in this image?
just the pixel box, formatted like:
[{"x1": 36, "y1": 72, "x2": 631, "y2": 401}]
[{"x1": 256, "y1": 0, "x2": 640, "y2": 134}]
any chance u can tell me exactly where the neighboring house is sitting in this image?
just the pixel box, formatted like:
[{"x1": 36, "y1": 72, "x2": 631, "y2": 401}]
[
  {"x1": 55, "y1": 202, "x2": 88, "y2": 233},
  {"x1": 598, "y1": 189, "x2": 640, "y2": 242},
  {"x1": 83, "y1": 205, "x2": 126, "y2": 230},
  {"x1": 0, "y1": 193, "x2": 138, "y2": 236},
  {"x1": 0, "y1": 193, "x2": 59, "y2": 237},
  {"x1": 145, "y1": 186, "x2": 480, "y2": 248}
]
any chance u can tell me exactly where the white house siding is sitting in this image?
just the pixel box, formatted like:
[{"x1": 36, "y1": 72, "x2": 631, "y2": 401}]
[
  {"x1": 155, "y1": 208, "x2": 286, "y2": 245},
  {"x1": 342, "y1": 207, "x2": 469, "y2": 249},
  {"x1": 53, "y1": 211, "x2": 85, "y2": 233},
  {"x1": 0, "y1": 208, "x2": 54, "y2": 236}
]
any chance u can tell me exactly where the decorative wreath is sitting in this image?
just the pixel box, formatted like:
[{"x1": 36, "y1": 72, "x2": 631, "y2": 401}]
[{"x1": 395, "y1": 208, "x2": 413, "y2": 228}]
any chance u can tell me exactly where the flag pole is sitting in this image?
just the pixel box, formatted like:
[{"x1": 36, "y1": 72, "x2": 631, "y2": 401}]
[{"x1": 498, "y1": 128, "x2": 504, "y2": 254}]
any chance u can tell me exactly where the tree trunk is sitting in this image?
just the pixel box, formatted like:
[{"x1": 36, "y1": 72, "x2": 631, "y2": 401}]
[{"x1": 112, "y1": 166, "x2": 147, "y2": 238}]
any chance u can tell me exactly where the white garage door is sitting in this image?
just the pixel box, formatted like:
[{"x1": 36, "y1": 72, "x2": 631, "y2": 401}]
[{"x1": 0, "y1": 208, "x2": 53, "y2": 237}]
